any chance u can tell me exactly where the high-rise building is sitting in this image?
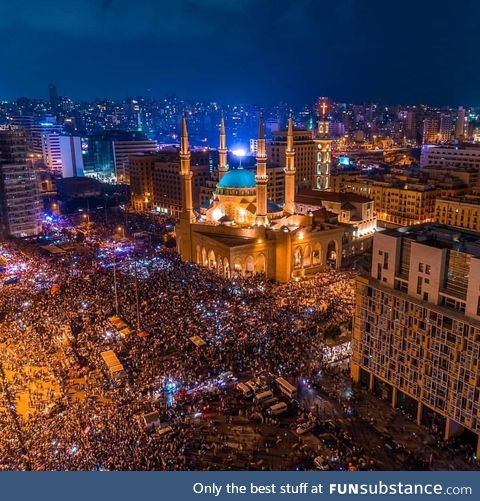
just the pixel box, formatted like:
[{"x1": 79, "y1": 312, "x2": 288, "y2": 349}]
[
  {"x1": 9, "y1": 115, "x2": 35, "y2": 149},
  {"x1": 352, "y1": 225, "x2": 480, "y2": 456},
  {"x1": 48, "y1": 83, "x2": 59, "y2": 110},
  {"x1": 129, "y1": 149, "x2": 210, "y2": 216},
  {"x1": 112, "y1": 138, "x2": 158, "y2": 183},
  {"x1": 0, "y1": 127, "x2": 42, "y2": 237},
  {"x1": 267, "y1": 128, "x2": 316, "y2": 189},
  {"x1": 41, "y1": 132, "x2": 62, "y2": 171},
  {"x1": 81, "y1": 131, "x2": 157, "y2": 182},
  {"x1": 405, "y1": 110, "x2": 417, "y2": 140},
  {"x1": 439, "y1": 113, "x2": 453, "y2": 143},
  {"x1": 422, "y1": 116, "x2": 439, "y2": 144},
  {"x1": 31, "y1": 120, "x2": 64, "y2": 169},
  {"x1": 455, "y1": 107, "x2": 468, "y2": 141},
  {"x1": 59, "y1": 135, "x2": 84, "y2": 178}
]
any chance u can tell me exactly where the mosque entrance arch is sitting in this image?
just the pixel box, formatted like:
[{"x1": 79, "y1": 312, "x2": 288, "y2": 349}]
[
  {"x1": 326, "y1": 240, "x2": 338, "y2": 268},
  {"x1": 312, "y1": 244, "x2": 322, "y2": 265},
  {"x1": 233, "y1": 257, "x2": 243, "y2": 277},
  {"x1": 293, "y1": 246, "x2": 303, "y2": 270},
  {"x1": 245, "y1": 256, "x2": 254, "y2": 276},
  {"x1": 254, "y1": 253, "x2": 266, "y2": 274},
  {"x1": 303, "y1": 245, "x2": 312, "y2": 267},
  {"x1": 207, "y1": 249, "x2": 216, "y2": 269}
]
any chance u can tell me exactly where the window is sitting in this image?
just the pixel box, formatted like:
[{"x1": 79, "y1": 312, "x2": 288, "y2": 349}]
[
  {"x1": 418, "y1": 262, "x2": 424, "y2": 273},
  {"x1": 417, "y1": 276, "x2": 422, "y2": 295},
  {"x1": 423, "y1": 292, "x2": 429, "y2": 301},
  {"x1": 425, "y1": 264, "x2": 431, "y2": 275}
]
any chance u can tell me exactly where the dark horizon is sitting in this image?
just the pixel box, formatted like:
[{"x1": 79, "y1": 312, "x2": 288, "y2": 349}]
[{"x1": 1, "y1": 0, "x2": 479, "y2": 107}]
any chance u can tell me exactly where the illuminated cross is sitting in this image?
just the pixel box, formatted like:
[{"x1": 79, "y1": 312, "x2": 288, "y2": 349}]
[{"x1": 320, "y1": 101, "x2": 328, "y2": 116}]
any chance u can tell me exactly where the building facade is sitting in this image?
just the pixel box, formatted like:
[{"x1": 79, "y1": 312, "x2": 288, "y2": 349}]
[
  {"x1": 352, "y1": 225, "x2": 480, "y2": 456},
  {"x1": 59, "y1": 135, "x2": 84, "y2": 177},
  {"x1": 267, "y1": 129, "x2": 317, "y2": 188},
  {"x1": 129, "y1": 149, "x2": 210, "y2": 216},
  {"x1": 296, "y1": 189, "x2": 377, "y2": 239},
  {"x1": 340, "y1": 176, "x2": 438, "y2": 227},
  {"x1": 421, "y1": 145, "x2": 480, "y2": 171},
  {"x1": 435, "y1": 195, "x2": 480, "y2": 232},
  {"x1": 0, "y1": 127, "x2": 42, "y2": 237}
]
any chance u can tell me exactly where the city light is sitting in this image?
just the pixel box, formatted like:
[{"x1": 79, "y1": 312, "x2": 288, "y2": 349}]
[{"x1": 231, "y1": 148, "x2": 246, "y2": 157}]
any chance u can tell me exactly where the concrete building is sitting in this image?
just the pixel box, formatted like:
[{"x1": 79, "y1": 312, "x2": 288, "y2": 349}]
[
  {"x1": 59, "y1": 135, "x2": 84, "y2": 177},
  {"x1": 439, "y1": 113, "x2": 453, "y2": 143},
  {"x1": 421, "y1": 165, "x2": 479, "y2": 189},
  {"x1": 113, "y1": 138, "x2": 158, "y2": 183},
  {"x1": 420, "y1": 145, "x2": 480, "y2": 171},
  {"x1": 31, "y1": 121, "x2": 64, "y2": 169},
  {"x1": 455, "y1": 107, "x2": 468, "y2": 141},
  {"x1": 340, "y1": 176, "x2": 439, "y2": 227},
  {"x1": 422, "y1": 116, "x2": 439, "y2": 144},
  {"x1": 295, "y1": 189, "x2": 376, "y2": 239},
  {"x1": 81, "y1": 131, "x2": 156, "y2": 182},
  {"x1": 352, "y1": 225, "x2": 480, "y2": 456},
  {"x1": 435, "y1": 195, "x2": 480, "y2": 231},
  {"x1": 267, "y1": 129, "x2": 317, "y2": 189},
  {"x1": 0, "y1": 127, "x2": 42, "y2": 237},
  {"x1": 129, "y1": 148, "x2": 210, "y2": 216}
]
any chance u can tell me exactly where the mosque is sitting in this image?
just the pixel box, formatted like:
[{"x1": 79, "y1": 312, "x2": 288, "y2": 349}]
[{"x1": 176, "y1": 115, "x2": 345, "y2": 282}]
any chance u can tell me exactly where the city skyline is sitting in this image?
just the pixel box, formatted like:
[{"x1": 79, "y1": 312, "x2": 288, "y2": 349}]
[{"x1": 1, "y1": 0, "x2": 479, "y2": 106}]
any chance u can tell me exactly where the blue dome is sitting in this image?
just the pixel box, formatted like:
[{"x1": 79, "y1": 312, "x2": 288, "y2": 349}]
[{"x1": 218, "y1": 169, "x2": 256, "y2": 189}]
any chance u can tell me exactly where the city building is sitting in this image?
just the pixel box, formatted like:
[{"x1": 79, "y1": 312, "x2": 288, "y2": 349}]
[
  {"x1": 267, "y1": 128, "x2": 317, "y2": 188},
  {"x1": 422, "y1": 116, "x2": 439, "y2": 144},
  {"x1": 48, "y1": 83, "x2": 59, "y2": 111},
  {"x1": 0, "y1": 127, "x2": 42, "y2": 237},
  {"x1": 455, "y1": 107, "x2": 468, "y2": 141},
  {"x1": 352, "y1": 225, "x2": 480, "y2": 456},
  {"x1": 112, "y1": 137, "x2": 158, "y2": 183},
  {"x1": 59, "y1": 135, "x2": 84, "y2": 177},
  {"x1": 405, "y1": 110, "x2": 417, "y2": 140},
  {"x1": 421, "y1": 165, "x2": 479, "y2": 188},
  {"x1": 295, "y1": 189, "x2": 377, "y2": 239},
  {"x1": 420, "y1": 144, "x2": 480, "y2": 171},
  {"x1": 178, "y1": 116, "x2": 345, "y2": 282},
  {"x1": 129, "y1": 148, "x2": 210, "y2": 216},
  {"x1": 435, "y1": 195, "x2": 480, "y2": 231},
  {"x1": 339, "y1": 175, "x2": 438, "y2": 227},
  {"x1": 31, "y1": 120, "x2": 64, "y2": 168},
  {"x1": 81, "y1": 131, "x2": 157, "y2": 182},
  {"x1": 439, "y1": 113, "x2": 453, "y2": 143}
]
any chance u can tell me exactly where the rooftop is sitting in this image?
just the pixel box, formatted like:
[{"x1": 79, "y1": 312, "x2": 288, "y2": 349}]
[
  {"x1": 384, "y1": 223, "x2": 480, "y2": 257},
  {"x1": 296, "y1": 188, "x2": 372, "y2": 204}
]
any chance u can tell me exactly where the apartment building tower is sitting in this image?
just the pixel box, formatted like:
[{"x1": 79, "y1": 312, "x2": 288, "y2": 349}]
[{"x1": 352, "y1": 225, "x2": 480, "y2": 456}]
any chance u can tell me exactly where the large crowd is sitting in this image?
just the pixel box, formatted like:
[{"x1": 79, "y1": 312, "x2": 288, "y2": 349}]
[{"x1": 0, "y1": 209, "x2": 357, "y2": 470}]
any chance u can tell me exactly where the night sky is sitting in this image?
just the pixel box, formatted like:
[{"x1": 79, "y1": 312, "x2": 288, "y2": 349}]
[{"x1": 1, "y1": 0, "x2": 479, "y2": 106}]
